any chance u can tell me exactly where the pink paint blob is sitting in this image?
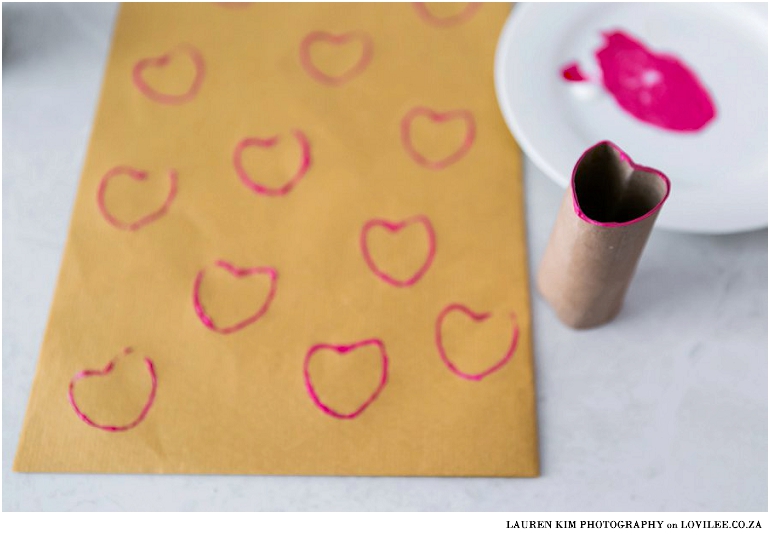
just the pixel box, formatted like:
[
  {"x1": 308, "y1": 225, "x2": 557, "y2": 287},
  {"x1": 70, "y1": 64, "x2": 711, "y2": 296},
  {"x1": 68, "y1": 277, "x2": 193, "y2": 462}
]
[
  {"x1": 435, "y1": 304, "x2": 519, "y2": 381},
  {"x1": 68, "y1": 347, "x2": 157, "y2": 432},
  {"x1": 562, "y1": 30, "x2": 716, "y2": 132},
  {"x1": 192, "y1": 260, "x2": 278, "y2": 335},
  {"x1": 359, "y1": 215, "x2": 436, "y2": 288},
  {"x1": 561, "y1": 62, "x2": 587, "y2": 82},
  {"x1": 303, "y1": 338, "x2": 389, "y2": 420}
]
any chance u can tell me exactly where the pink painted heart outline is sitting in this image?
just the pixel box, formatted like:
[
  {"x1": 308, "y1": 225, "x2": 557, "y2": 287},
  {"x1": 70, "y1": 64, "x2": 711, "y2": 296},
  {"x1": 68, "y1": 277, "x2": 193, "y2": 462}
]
[
  {"x1": 400, "y1": 107, "x2": 476, "y2": 170},
  {"x1": 572, "y1": 140, "x2": 671, "y2": 228},
  {"x1": 360, "y1": 214, "x2": 436, "y2": 288},
  {"x1": 132, "y1": 44, "x2": 205, "y2": 105},
  {"x1": 96, "y1": 166, "x2": 178, "y2": 231},
  {"x1": 299, "y1": 31, "x2": 374, "y2": 86},
  {"x1": 192, "y1": 260, "x2": 279, "y2": 335},
  {"x1": 303, "y1": 338, "x2": 389, "y2": 419},
  {"x1": 68, "y1": 347, "x2": 157, "y2": 432},
  {"x1": 233, "y1": 130, "x2": 312, "y2": 197},
  {"x1": 435, "y1": 303, "x2": 519, "y2": 381},
  {"x1": 412, "y1": 2, "x2": 482, "y2": 27}
]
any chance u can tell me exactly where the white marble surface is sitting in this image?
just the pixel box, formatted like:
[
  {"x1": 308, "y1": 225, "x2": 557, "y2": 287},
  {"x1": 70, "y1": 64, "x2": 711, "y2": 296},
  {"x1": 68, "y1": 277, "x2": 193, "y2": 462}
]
[{"x1": 3, "y1": 3, "x2": 767, "y2": 512}]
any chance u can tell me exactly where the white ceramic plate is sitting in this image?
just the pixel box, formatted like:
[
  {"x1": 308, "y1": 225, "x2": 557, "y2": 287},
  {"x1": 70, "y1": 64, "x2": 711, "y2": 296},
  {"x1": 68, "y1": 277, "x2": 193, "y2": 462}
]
[{"x1": 495, "y1": 2, "x2": 768, "y2": 234}]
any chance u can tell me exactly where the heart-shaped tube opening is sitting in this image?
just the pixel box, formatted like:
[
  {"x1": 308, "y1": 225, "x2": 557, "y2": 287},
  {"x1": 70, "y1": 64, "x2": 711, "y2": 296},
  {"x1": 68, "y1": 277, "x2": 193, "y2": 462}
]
[{"x1": 571, "y1": 141, "x2": 671, "y2": 227}]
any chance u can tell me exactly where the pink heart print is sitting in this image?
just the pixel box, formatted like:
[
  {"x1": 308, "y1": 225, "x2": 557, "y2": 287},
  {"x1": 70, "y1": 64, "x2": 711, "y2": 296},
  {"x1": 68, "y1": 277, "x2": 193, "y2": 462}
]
[
  {"x1": 412, "y1": 2, "x2": 482, "y2": 27},
  {"x1": 192, "y1": 260, "x2": 279, "y2": 335},
  {"x1": 435, "y1": 303, "x2": 519, "y2": 381},
  {"x1": 400, "y1": 107, "x2": 476, "y2": 170},
  {"x1": 96, "y1": 166, "x2": 178, "y2": 231},
  {"x1": 303, "y1": 338, "x2": 389, "y2": 419},
  {"x1": 233, "y1": 130, "x2": 312, "y2": 197},
  {"x1": 299, "y1": 31, "x2": 374, "y2": 86},
  {"x1": 132, "y1": 44, "x2": 205, "y2": 105},
  {"x1": 68, "y1": 347, "x2": 157, "y2": 432},
  {"x1": 360, "y1": 215, "x2": 436, "y2": 288}
]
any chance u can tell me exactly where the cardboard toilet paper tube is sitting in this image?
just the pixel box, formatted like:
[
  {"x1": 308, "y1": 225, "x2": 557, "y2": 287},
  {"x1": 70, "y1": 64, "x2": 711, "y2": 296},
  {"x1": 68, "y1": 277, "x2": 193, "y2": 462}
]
[{"x1": 537, "y1": 140, "x2": 671, "y2": 329}]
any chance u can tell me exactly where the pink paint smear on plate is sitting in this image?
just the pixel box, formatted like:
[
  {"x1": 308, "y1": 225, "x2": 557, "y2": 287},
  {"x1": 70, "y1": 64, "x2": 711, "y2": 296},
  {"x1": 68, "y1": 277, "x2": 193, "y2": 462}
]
[{"x1": 562, "y1": 30, "x2": 717, "y2": 132}]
